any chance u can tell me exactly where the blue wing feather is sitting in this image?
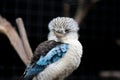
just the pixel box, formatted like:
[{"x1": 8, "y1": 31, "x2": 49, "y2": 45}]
[
  {"x1": 23, "y1": 43, "x2": 68, "y2": 80},
  {"x1": 24, "y1": 64, "x2": 45, "y2": 79}
]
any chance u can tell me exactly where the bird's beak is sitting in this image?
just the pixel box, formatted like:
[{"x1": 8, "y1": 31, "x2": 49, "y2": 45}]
[{"x1": 54, "y1": 31, "x2": 65, "y2": 38}]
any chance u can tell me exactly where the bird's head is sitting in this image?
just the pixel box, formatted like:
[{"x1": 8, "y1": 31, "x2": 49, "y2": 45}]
[{"x1": 48, "y1": 17, "x2": 79, "y2": 41}]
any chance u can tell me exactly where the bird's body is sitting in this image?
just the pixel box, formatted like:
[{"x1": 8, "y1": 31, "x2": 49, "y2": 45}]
[
  {"x1": 20, "y1": 40, "x2": 68, "y2": 80},
  {"x1": 35, "y1": 39, "x2": 82, "y2": 80},
  {"x1": 21, "y1": 17, "x2": 83, "y2": 80}
]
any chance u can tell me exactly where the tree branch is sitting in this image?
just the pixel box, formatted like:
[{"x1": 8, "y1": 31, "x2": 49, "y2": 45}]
[
  {"x1": 16, "y1": 18, "x2": 33, "y2": 61},
  {"x1": 0, "y1": 16, "x2": 30, "y2": 65},
  {"x1": 63, "y1": 3, "x2": 70, "y2": 17},
  {"x1": 74, "y1": 0, "x2": 98, "y2": 24}
]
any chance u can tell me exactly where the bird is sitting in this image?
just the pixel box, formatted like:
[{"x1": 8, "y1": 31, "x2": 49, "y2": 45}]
[{"x1": 20, "y1": 17, "x2": 83, "y2": 80}]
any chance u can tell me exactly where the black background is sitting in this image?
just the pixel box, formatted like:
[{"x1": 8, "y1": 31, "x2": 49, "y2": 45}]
[{"x1": 0, "y1": 0, "x2": 120, "y2": 80}]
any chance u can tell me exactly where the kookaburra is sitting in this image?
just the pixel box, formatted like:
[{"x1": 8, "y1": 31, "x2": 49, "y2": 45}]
[{"x1": 20, "y1": 17, "x2": 83, "y2": 80}]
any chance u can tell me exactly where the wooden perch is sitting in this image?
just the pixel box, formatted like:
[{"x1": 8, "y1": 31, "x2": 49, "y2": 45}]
[{"x1": 0, "y1": 16, "x2": 31, "y2": 65}]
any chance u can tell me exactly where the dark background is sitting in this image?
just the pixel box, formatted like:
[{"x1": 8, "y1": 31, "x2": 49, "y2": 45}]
[{"x1": 0, "y1": 0, "x2": 120, "y2": 80}]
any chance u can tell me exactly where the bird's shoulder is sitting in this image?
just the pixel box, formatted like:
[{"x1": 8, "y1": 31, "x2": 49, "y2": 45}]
[{"x1": 31, "y1": 40, "x2": 62, "y2": 64}]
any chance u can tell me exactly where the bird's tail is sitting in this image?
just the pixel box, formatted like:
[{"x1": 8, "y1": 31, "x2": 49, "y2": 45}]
[
  {"x1": 18, "y1": 72, "x2": 34, "y2": 80},
  {"x1": 17, "y1": 72, "x2": 30, "y2": 80},
  {"x1": 17, "y1": 75, "x2": 31, "y2": 80}
]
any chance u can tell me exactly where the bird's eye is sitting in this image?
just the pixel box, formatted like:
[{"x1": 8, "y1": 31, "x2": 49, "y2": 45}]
[{"x1": 65, "y1": 29, "x2": 70, "y2": 33}]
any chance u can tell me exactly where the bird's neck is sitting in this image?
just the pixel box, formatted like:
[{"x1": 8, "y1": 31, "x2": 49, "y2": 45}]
[{"x1": 60, "y1": 33, "x2": 79, "y2": 44}]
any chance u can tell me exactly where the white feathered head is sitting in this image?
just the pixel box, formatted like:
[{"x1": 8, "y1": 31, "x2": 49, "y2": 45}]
[{"x1": 48, "y1": 17, "x2": 79, "y2": 41}]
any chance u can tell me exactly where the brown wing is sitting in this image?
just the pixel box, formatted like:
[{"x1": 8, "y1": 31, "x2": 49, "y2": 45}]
[{"x1": 30, "y1": 40, "x2": 62, "y2": 64}]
